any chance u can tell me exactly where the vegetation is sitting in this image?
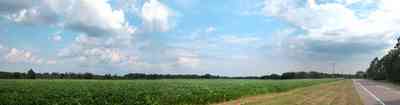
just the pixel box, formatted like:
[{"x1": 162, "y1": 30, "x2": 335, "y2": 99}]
[
  {"x1": 0, "y1": 70, "x2": 359, "y2": 80},
  {"x1": 366, "y1": 37, "x2": 400, "y2": 82},
  {"x1": 267, "y1": 71, "x2": 354, "y2": 79},
  {"x1": 0, "y1": 79, "x2": 335, "y2": 105},
  {"x1": 216, "y1": 80, "x2": 362, "y2": 105},
  {"x1": 27, "y1": 69, "x2": 35, "y2": 79}
]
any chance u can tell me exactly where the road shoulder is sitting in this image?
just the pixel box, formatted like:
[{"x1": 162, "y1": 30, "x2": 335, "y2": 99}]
[
  {"x1": 353, "y1": 79, "x2": 382, "y2": 105},
  {"x1": 355, "y1": 79, "x2": 400, "y2": 105},
  {"x1": 214, "y1": 80, "x2": 362, "y2": 105}
]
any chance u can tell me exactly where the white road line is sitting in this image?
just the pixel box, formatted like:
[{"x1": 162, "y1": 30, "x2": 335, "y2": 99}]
[
  {"x1": 376, "y1": 85, "x2": 392, "y2": 91},
  {"x1": 356, "y1": 80, "x2": 386, "y2": 105}
]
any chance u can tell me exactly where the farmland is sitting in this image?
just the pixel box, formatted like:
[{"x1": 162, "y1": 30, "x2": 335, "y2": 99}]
[{"x1": 0, "y1": 79, "x2": 335, "y2": 105}]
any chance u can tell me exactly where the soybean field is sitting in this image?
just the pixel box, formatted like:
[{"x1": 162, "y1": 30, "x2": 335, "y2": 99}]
[{"x1": 0, "y1": 79, "x2": 335, "y2": 105}]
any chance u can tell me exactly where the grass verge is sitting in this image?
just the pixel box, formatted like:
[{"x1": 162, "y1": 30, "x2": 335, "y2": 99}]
[{"x1": 215, "y1": 80, "x2": 363, "y2": 105}]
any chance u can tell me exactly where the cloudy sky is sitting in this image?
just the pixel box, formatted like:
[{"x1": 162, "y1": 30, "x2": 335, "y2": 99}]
[{"x1": 0, "y1": 0, "x2": 398, "y2": 76}]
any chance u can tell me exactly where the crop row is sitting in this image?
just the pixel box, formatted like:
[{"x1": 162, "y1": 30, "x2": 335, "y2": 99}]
[{"x1": 0, "y1": 79, "x2": 335, "y2": 105}]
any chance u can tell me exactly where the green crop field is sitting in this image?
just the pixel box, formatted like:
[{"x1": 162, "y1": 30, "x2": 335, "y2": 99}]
[{"x1": 0, "y1": 79, "x2": 335, "y2": 105}]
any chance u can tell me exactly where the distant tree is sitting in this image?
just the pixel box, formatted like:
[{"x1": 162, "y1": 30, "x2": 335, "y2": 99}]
[
  {"x1": 27, "y1": 69, "x2": 36, "y2": 79},
  {"x1": 355, "y1": 71, "x2": 366, "y2": 78},
  {"x1": 295, "y1": 71, "x2": 308, "y2": 79},
  {"x1": 201, "y1": 74, "x2": 213, "y2": 79},
  {"x1": 269, "y1": 74, "x2": 281, "y2": 79},
  {"x1": 308, "y1": 71, "x2": 322, "y2": 78},
  {"x1": 104, "y1": 74, "x2": 112, "y2": 79},
  {"x1": 12, "y1": 72, "x2": 21, "y2": 79},
  {"x1": 83, "y1": 72, "x2": 93, "y2": 79},
  {"x1": 281, "y1": 72, "x2": 295, "y2": 79},
  {"x1": 261, "y1": 74, "x2": 280, "y2": 79}
]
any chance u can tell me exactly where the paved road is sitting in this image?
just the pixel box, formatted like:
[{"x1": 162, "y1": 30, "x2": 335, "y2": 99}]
[{"x1": 354, "y1": 79, "x2": 400, "y2": 105}]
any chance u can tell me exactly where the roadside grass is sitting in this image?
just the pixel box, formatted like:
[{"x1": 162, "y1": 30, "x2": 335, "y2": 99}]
[
  {"x1": 215, "y1": 80, "x2": 363, "y2": 105},
  {"x1": 0, "y1": 79, "x2": 335, "y2": 105}
]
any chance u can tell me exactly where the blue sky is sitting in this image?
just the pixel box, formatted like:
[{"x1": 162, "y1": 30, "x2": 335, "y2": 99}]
[{"x1": 0, "y1": 0, "x2": 398, "y2": 76}]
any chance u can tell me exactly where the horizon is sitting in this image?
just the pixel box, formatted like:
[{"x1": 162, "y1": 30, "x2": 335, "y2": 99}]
[
  {"x1": 0, "y1": 0, "x2": 398, "y2": 76},
  {"x1": 0, "y1": 69, "x2": 355, "y2": 77}
]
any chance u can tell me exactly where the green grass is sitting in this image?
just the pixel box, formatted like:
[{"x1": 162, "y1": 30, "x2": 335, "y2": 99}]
[
  {"x1": 216, "y1": 80, "x2": 362, "y2": 105},
  {"x1": 0, "y1": 79, "x2": 335, "y2": 105}
]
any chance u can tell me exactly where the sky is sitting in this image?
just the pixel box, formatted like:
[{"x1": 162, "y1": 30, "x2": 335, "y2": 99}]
[{"x1": 0, "y1": 0, "x2": 398, "y2": 76}]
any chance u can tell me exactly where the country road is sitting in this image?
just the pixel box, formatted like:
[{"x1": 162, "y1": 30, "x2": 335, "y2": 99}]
[{"x1": 354, "y1": 79, "x2": 400, "y2": 105}]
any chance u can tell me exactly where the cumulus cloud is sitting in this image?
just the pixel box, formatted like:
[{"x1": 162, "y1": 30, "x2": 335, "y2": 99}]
[
  {"x1": 5, "y1": 48, "x2": 34, "y2": 63},
  {"x1": 46, "y1": 0, "x2": 173, "y2": 68},
  {"x1": 141, "y1": 0, "x2": 175, "y2": 32},
  {"x1": 42, "y1": 0, "x2": 136, "y2": 38},
  {"x1": 263, "y1": 0, "x2": 358, "y2": 32},
  {"x1": 263, "y1": 0, "x2": 398, "y2": 60},
  {"x1": 0, "y1": 0, "x2": 181, "y2": 73},
  {"x1": 38, "y1": 0, "x2": 141, "y2": 67},
  {"x1": 0, "y1": 47, "x2": 55, "y2": 65},
  {"x1": 0, "y1": 1, "x2": 58, "y2": 25},
  {"x1": 52, "y1": 0, "x2": 176, "y2": 68},
  {"x1": 58, "y1": 34, "x2": 138, "y2": 67},
  {"x1": 0, "y1": 1, "x2": 35, "y2": 14},
  {"x1": 1, "y1": 0, "x2": 136, "y2": 37},
  {"x1": 114, "y1": 0, "x2": 141, "y2": 14},
  {"x1": 62, "y1": 0, "x2": 132, "y2": 36}
]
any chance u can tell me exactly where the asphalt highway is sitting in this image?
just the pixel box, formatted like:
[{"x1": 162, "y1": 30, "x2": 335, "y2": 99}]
[{"x1": 354, "y1": 79, "x2": 400, "y2": 105}]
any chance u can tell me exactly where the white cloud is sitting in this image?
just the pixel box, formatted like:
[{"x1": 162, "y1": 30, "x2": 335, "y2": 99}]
[
  {"x1": 58, "y1": 34, "x2": 139, "y2": 67},
  {"x1": 115, "y1": 0, "x2": 140, "y2": 14},
  {"x1": 141, "y1": 0, "x2": 175, "y2": 32},
  {"x1": 173, "y1": 49, "x2": 200, "y2": 68},
  {"x1": 6, "y1": 9, "x2": 34, "y2": 23},
  {"x1": 263, "y1": 0, "x2": 398, "y2": 55},
  {"x1": 0, "y1": 1, "x2": 35, "y2": 14},
  {"x1": 2, "y1": 47, "x2": 54, "y2": 65},
  {"x1": 45, "y1": 0, "x2": 141, "y2": 67},
  {"x1": 222, "y1": 36, "x2": 261, "y2": 45},
  {"x1": 205, "y1": 26, "x2": 216, "y2": 33},
  {"x1": 177, "y1": 56, "x2": 200, "y2": 68},
  {"x1": 1, "y1": 0, "x2": 136, "y2": 37},
  {"x1": 261, "y1": 0, "x2": 400, "y2": 73},
  {"x1": 51, "y1": 32, "x2": 62, "y2": 42},
  {"x1": 236, "y1": 0, "x2": 264, "y2": 16},
  {"x1": 1, "y1": 1, "x2": 59, "y2": 25},
  {"x1": 59, "y1": 46, "x2": 138, "y2": 66},
  {"x1": 46, "y1": 60, "x2": 57, "y2": 65},
  {"x1": 5, "y1": 48, "x2": 32, "y2": 63},
  {"x1": 0, "y1": 0, "x2": 180, "y2": 73},
  {"x1": 263, "y1": 0, "x2": 358, "y2": 32},
  {"x1": 50, "y1": 0, "x2": 139, "y2": 64},
  {"x1": 51, "y1": 0, "x2": 134, "y2": 37}
]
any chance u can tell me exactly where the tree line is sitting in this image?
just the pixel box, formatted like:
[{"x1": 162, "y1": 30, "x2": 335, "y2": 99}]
[
  {"x1": 0, "y1": 69, "x2": 360, "y2": 80},
  {"x1": 262, "y1": 71, "x2": 361, "y2": 79},
  {"x1": 366, "y1": 37, "x2": 400, "y2": 82}
]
